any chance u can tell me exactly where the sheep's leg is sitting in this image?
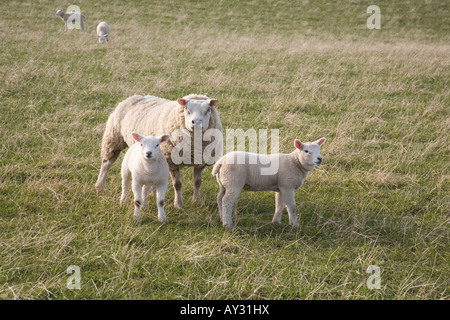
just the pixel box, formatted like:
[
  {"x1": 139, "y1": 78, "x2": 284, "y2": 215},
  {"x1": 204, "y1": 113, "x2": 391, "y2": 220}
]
[
  {"x1": 142, "y1": 184, "x2": 152, "y2": 208},
  {"x1": 132, "y1": 180, "x2": 143, "y2": 221},
  {"x1": 221, "y1": 188, "x2": 241, "y2": 230},
  {"x1": 217, "y1": 185, "x2": 226, "y2": 222},
  {"x1": 95, "y1": 150, "x2": 121, "y2": 193},
  {"x1": 192, "y1": 166, "x2": 205, "y2": 202},
  {"x1": 272, "y1": 191, "x2": 285, "y2": 225},
  {"x1": 120, "y1": 168, "x2": 131, "y2": 205},
  {"x1": 156, "y1": 183, "x2": 168, "y2": 223},
  {"x1": 170, "y1": 169, "x2": 184, "y2": 209},
  {"x1": 281, "y1": 189, "x2": 298, "y2": 227}
]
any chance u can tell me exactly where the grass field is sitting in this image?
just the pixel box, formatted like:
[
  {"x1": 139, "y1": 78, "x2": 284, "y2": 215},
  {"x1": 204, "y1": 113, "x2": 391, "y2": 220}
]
[{"x1": 0, "y1": 0, "x2": 449, "y2": 299}]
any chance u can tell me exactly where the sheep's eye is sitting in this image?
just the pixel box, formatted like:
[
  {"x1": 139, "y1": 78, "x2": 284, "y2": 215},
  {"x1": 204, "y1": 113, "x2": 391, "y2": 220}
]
[
  {"x1": 156, "y1": 144, "x2": 159, "y2": 147},
  {"x1": 140, "y1": 144, "x2": 143, "y2": 146},
  {"x1": 304, "y1": 150, "x2": 308, "y2": 153}
]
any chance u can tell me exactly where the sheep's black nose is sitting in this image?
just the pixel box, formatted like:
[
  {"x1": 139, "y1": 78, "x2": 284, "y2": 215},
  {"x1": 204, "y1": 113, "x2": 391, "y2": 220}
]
[
  {"x1": 317, "y1": 157, "x2": 322, "y2": 162},
  {"x1": 146, "y1": 151, "x2": 152, "y2": 157}
]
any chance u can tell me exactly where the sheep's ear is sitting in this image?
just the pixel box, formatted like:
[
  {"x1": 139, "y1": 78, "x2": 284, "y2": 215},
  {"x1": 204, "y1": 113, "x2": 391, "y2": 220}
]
[
  {"x1": 177, "y1": 99, "x2": 187, "y2": 106},
  {"x1": 131, "y1": 132, "x2": 142, "y2": 142},
  {"x1": 209, "y1": 99, "x2": 219, "y2": 107},
  {"x1": 316, "y1": 138, "x2": 326, "y2": 146},
  {"x1": 160, "y1": 134, "x2": 170, "y2": 142},
  {"x1": 294, "y1": 139, "x2": 303, "y2": 150}
]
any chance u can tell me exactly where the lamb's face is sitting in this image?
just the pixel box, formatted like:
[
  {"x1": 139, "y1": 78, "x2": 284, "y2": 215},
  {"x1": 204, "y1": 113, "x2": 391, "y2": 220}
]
[
  {"x1": 56, "y1": 10, "x2": 64, "y2": 18},
  {"x1": 98, "y1": 35, "x2": 107, "y2": 44},
  {"x1": 132, "y1": 133, "x2": 170, "y2": 160},
  {"x1": 294, "y1": 138, "x2": 326, "y2": 170},
  {"x1": 178, "y1": 98, "x2": 219, "y2": 132}
]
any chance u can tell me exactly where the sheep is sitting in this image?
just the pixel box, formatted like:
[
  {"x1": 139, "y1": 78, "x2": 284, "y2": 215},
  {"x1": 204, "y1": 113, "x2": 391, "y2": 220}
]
[
  {"x1": 56, "y1": 9, "x2": 86, "y2": 31},
  {"x1": 212, "y1": 137, "x2": 326, "y2": 229},
  {"x1": 95, "y1": 94, "x2": 223, "y2": 209},
  {"x1": 120, "y1": 132, "x2": 170, "y2": 222},
  {"x1": 96, "y1": 21, "x2": 109, "y2": 43}
]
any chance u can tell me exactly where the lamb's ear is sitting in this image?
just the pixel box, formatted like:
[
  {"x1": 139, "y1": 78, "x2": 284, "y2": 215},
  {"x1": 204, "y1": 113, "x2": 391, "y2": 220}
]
[
  {"x1": 316, "y1": 138, "x2": 326, "y2": 146},
  {"x1": 294, "y1": 139, "x2": 303, "y2": 150},
  {"x1": 131, "y1": 132, "x2": 142, "y2": 142},
  {"x1": 177, "y1": 99, "x2": 187, "y2": 106},
  {"x1": 159, "y1": 134, "x2": 170, "y2": 143},
  {"x1": 209, "y1": 99, "x2": 219, "y2": 107}
]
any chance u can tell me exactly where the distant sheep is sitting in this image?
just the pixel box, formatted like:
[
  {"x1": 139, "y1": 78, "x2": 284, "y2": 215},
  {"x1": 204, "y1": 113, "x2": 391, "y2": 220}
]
[
  {"x1": 212, "y1": 138, "x2": 326, "y2": 229},
  {"x1": 96, "y1": 21, "x2": 109, "y2": 43},
  {"x1": 56, "y1": 9, "x2": 85, "y2": 31},
  {"x1": 96, "y1": 94, "x2": 223, "y2": 209},
  {"x1": 121, "y1": 133, "x2": 170, "y2": 222}
]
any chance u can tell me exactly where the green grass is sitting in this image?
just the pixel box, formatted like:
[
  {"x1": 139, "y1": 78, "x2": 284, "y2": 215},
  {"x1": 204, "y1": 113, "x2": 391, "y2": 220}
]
[{"x1": 0, "y1": 0, "x2": 449, "y2": 299}]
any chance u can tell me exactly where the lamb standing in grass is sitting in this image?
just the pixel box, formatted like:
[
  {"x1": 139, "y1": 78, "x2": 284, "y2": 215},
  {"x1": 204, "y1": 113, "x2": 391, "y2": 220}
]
[
  {"x1": 120, "y1": 133, "x2": 170, "y2": 222},
  {"x1": 96, "y1": 21, "x2": 109, "y2": 43},
  {"x1": 56, "y1": 9, "x2": 86, "y2": 31},
  {"x1": 212, "y1": 138, "x2": 326, "y2": 229},
  {"x1": 96, "y1": 94, "x2": 223, "y2": 209}
]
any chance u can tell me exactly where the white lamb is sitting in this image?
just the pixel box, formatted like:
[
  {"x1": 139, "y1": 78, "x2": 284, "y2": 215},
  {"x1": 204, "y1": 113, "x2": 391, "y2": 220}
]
[
  {"x1": 120, "y1": 132, "x2": 170, "y2": 222},
  {"x1": 56, "y1": 9, "x2": 85, "y2": 31},
  {"x1": 96, "y1": 22, "x2": 109, "y2": 43},
  {"x1": 212, "y1": 138, "x2": 326, "y2": 229},
  {"x1": 96, "y1": 94, "x2": 223, "y2": 210}
]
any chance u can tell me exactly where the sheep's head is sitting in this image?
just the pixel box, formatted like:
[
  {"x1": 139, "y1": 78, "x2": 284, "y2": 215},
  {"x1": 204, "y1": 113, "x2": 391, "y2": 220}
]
[
  {"x1": 177, "y1": 97, "x2": 218, "y2": 132},
  {"x1": 56, "y1": 10, "x2": 64, "y2": 17},
  {"x1": 131, "y1": 133, "x2": 170, "y2": 160},
  {"x1": 294, "y1": 138, "x2": 326, "y2": 171},
  {"x1": 98, "y1": 35, "x2": 107, "y2": 44}
]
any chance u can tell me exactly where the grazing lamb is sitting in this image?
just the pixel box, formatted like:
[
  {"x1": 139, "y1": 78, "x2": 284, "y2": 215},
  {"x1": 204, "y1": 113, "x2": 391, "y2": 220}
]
[
  {"x1": 96, "y1": 21, "x2": 109, "y2": 43},
  {"x1": 56, "y1": 9, "x2": 86, "y2": 31},
  {"x1": 96, "y1": 94, "x2": 223, "y2": 209},
  {"x1": 212, "y1": 137, "x2": 326, "y2": 229},
  {"x1": 120, "y1": 133, "x2": 170, "y2": 222}
]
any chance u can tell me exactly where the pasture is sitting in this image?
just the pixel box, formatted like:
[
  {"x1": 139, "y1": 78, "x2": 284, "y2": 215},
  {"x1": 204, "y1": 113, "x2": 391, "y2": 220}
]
[{"x1": 0, "y1": 0, "x2": 448, "y2": 299}]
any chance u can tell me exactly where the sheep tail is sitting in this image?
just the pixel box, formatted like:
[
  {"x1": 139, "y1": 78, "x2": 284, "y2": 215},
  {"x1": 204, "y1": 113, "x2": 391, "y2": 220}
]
[{"x1": 211, "y1": 160, "x2": 222, "y2": 177}]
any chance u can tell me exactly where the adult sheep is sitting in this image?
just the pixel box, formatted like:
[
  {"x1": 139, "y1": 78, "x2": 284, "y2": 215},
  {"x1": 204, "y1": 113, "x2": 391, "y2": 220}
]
[{"x1": 95, "y1": 94, "x2": 223, "y2": 209}]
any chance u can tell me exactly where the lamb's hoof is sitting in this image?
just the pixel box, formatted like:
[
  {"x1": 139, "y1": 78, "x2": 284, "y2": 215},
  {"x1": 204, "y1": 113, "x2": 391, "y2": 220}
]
[
  {"x1": 272, "y1": 220, "x2": 282, "y2": 225},
  {"x1": 133, "y1": 215, "x2": 142, "y2": 222},
  {"x1": 95, "y1": 183, "x2": 105, "y2": 193},
  {"x1": 158, "y1": 217, "x2": 168, "y2": 223},
  {"x1": 174, "y1": 202, "x2": 185, "y2": 209},
  {"x1": 289, "y1": 221, "x2": 299, "y2": 227}
]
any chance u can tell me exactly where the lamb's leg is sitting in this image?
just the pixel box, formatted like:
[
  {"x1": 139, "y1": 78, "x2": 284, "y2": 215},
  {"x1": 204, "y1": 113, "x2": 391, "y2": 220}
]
[
  {"x1": 217, "y1": 185, "x2": 226, "y2": 223},
  {"x1": 272, "y1": 191, "x2": 285, "y2": 225},
  {"x1": 95, "y1": 149, "x2": 121, "y2": 193},
  {"x1": 281, "y1": 189, "x2": 298, "y2": 227},
  {"x1": 170, "y1": 169, "x2": 184, "y2": 209},
  {"x1": 120, "y1": 168, "x2": 131, "y2": 205},
  {"x1": 142, "y1": 184, "x2": 152, "y2": 207},
  {"x1": 156, "y1": 183, "x2": 168, "y2": 223},
  {"x1": 192, "y1": 166, "x2": 205, "y2": 202},
  {"x1": 221, "y1": 188, "x2": 241, "y2": 230},
  {"x1": 132, "y1": 180, "x2": 143, "y2": 221}
]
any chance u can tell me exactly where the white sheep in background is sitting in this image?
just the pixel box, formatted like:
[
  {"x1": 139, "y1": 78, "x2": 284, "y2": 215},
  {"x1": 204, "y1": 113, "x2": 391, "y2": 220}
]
[
  {"x1": 212, "y1": 137, "x2": 326, "y2": 229},
  {"x1": 56, "y1": 9, "x2": 86, "y2": 31},
  {"x1": 96, "y1": 21, "x2": 109, "y2": 43},
  {"x1": 95, "y1": 94, "x2": 223, "y2": 209},
  {"x1": 121, "y1": 132, "x2": 170, "y2": 222}
]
